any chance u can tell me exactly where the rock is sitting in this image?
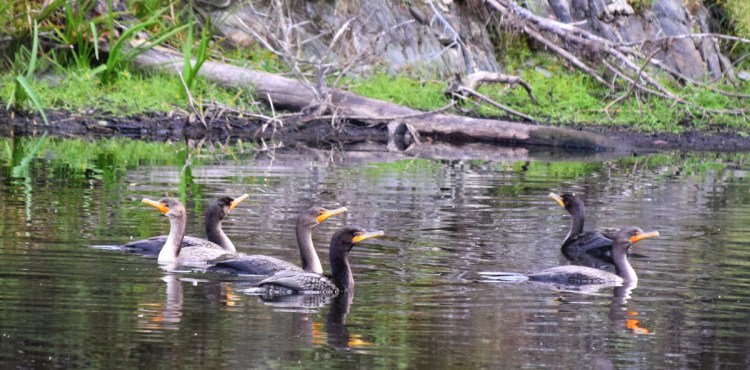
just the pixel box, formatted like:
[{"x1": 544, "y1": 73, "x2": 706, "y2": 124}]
[
  {"x1": 534, "y1": 66, "x2": 553, "y2": 78},
  {"x1": 207, "y1": 0, "x2": 500, "y2": 77},
  {"x1": 206, "y1": 0, "x2": 725, "y2": 81},
  {"x1": 605, "y1": 0, "x2": 634, "y2": 16}
]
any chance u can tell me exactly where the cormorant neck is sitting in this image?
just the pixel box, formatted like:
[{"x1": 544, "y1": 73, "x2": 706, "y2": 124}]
[
  {"x1": 566, "y1": 207, "x2": 585, "y2": 241},
  {"x1": 330, "y1": 246, "x2": 354, "y2": 293},
  {"x1": 613, "y1": 244, "x2": 637, "y2": 283},
  {"x1": 297, "y1": 223, "x2": 323, "y2": 274},
  {"x1": 205, "y1": 215, "x2": 236, "y2": 252},
  {"x1": 158, "y1": 215, "x2": 186, "y2": 263}
]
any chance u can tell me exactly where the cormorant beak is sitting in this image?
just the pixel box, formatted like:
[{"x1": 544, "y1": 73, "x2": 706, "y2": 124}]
[
  {"x1": 549, "y1": 192, "x2": 565, "y2": 208},
  {"x1": 630, "y1": 231, "x2": 660, "y2": 244},
  {"x1": 229, "y1": 194, "x2": 249, "y2": 211},
  {"x1": 142, "y1": 198, "x2": 169, "y2": 214},
  {"x1": 317, "y1": 207, "x2": 348, "y2": 223},
  {"x1": 352, "y1": 230, "x2": 385, "y2": 244}
]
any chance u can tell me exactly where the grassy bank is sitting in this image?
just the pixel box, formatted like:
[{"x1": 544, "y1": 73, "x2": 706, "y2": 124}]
[
  {"x1": 1, "y1": 1, "x2": 748, "y2": 135},
  {"x1": 346, "y1": 68, "x2": 750, "y2": 134},
  {"x1": 4, "y1": 58, "x2": 747, "y2": 135}
]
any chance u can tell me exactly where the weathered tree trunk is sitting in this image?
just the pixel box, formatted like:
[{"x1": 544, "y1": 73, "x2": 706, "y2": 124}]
[{"x1": 132, "y1": 47, "x2": 617, "y2": 150}]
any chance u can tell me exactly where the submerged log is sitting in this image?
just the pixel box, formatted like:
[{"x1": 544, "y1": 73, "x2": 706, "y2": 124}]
[{"x1": 131, "y1": 47, "x2": 618, "y2": 151}]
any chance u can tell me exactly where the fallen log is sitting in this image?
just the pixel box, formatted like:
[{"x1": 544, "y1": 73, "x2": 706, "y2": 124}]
[{"x1": 132, "y1": 47, "x2": 620, "y2": 151}]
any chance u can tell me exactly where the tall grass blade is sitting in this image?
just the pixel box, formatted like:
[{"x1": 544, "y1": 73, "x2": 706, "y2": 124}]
[
  {"x1": 26, "y1": 20, "x2": 39, "y2": 79},
  {"x1": 191, "y1": 22, "x2": 211, "y2": 84},
  {"x1": 182, "y1": 20, "x2": 195, "y2": 87},
  {"x1": 90, "y1": 21, "x2": 100, "y2": 61},
  {"x1": 15, "y1": 76, "x2": 49, "y2": 125}
]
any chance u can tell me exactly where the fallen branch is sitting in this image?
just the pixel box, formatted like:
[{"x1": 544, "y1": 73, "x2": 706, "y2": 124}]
[
  {"x1": 457, "y1": 86, "x2": 538, "y2": 123},
  {"x1": 463, "y1": 71, "x2": 538, "y2": 104},
  {"x1": 130, "y1": 46, "x2": 617, "y2": 150}
]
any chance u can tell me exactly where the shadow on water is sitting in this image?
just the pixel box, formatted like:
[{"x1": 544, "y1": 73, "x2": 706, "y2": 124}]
[{"x1": 1, "y1": 136, "x2": 750, "y2": 368}]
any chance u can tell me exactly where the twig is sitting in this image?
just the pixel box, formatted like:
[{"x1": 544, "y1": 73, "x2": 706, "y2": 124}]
[
  {"x1": 464, "y1": 71, "x2": 538, "y2": 104},
  {"x1": 603, "y1": 48, "x2": 660, "y2": 113},
  {"x1": 169, "y1": 55, "x2": 207, "y2": 129},
  {"x1": 522, "y1": 26, "x2": 610, "y2": 87},
  {"x1": 457, "y1": 86, "x2": 538, "y2": 123}
]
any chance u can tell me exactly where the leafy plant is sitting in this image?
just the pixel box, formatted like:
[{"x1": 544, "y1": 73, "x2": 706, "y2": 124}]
[
  {"x1": 6, "y1": 21, "x2": 49, "y2": 125},
  {"x1": 47, "y1": 0, "x2": 101, "y2": 70},
  {"x1": 181, "y1": 18, "x2": 211, "y2": 91},
  {"x1": 99, "y1": 8, "x2": 189, "y2": 84}
]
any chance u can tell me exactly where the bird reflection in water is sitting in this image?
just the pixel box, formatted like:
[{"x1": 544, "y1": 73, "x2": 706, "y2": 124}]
[
  {"x1": 135, "y1": 274, "x2": 183, "y2": 332},
  {"x1": 324, "y1": 290, "x2": 374, "y2": 351},
  {"x1": 257, "y1": 290, "x2": 373, "y2": 351},
  {"x1": 609, "y1": 282, "x2": 652, "y2": 335}
]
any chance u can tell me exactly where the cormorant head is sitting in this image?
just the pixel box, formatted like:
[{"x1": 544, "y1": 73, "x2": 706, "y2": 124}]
[
  {"x1": 613, "y1": 226, "x2": 659, "y2": 251},
  {"x1": 330, "y1": 226, "x2": 385, "y2": 253},
  {"x1": 298, "y1": 206, "x2": 348, "y2": 229},
  {"x1": 142, "y1": 197, "x2": 186, "y2": 220}
]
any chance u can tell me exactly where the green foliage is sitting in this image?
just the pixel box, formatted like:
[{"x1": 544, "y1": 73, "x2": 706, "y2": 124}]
[
  {"x1": 181, "y1": 19, "x2": 211, "y2": 91},
  {"x1": 100, "y1": 9, "x2": 189, "y2": 84},
  {"x1": 48, "y1": 0, "x2": 101, "y2": 70},
  {"x1": 6, "y1": 21, "x2": 49, "y2": 125},
  {"x1": 713, "y1": 0, "x2": 750, "y2": 38},
  {"x1": 347, "y1": 73, "x2": 448, "y2": 110},
  {"x1": 706, "y1": 0, "x2": 750, "y2": 61},
  {"x1": 0, "y1": 68, "x2": 253, "y2": 116}
]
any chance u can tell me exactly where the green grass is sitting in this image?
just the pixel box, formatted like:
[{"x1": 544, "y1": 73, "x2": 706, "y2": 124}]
[
  {"x1": 346, "y1": 73, "x2": 449, "y2": 111},
  {"x1": 2, "y1": 48, "x2": 747, "y2": 134},
  {"x1": 343, "y1": 59, "x2": 750, "y2": 134},
  {"x1": 0, "y1": 68, "x2": 255, "y2": 116}
]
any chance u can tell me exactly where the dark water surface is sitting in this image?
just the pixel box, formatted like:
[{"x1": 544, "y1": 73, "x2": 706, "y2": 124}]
[{"x1": 0, "y1": 139, "x2": 749, "y2": 369}]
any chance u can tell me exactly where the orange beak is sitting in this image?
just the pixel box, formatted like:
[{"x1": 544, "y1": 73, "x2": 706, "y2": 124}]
[{"x1": 142, "y1": 198, "x2": 169, "y2": 214}]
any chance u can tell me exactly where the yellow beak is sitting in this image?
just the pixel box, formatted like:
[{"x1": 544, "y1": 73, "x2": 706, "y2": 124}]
[
  {"x1": 316, "y1": 207, "x2": 348, "y2": 223},
  {"x1": 229, "y1": 194, "x2": 249, "y2": 211},
  {"x1": 549, "y1": 192, "x2": 565, "y2": 208},
  {"x1": 352, "y1": 230, "x2": 385, "y2": 244}
]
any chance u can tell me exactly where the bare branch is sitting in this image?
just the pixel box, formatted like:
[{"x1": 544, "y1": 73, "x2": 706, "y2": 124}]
[{"x1": 458, "y1": 86, "x2": 538, "y2": 123}]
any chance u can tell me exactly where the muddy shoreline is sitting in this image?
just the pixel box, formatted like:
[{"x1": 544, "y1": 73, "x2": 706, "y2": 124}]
[{"x1": 2, "y1": 110, "x2": 749, "y2": 154}]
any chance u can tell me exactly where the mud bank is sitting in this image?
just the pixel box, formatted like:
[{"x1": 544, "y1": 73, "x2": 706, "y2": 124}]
[{"x1": 2, "y1": 110, "x2": 750, "y2": 154}]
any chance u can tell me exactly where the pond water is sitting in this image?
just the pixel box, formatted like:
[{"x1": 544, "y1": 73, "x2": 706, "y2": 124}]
[{"x1": 0, "y1": 137, "x2": 749, "y2": 369}]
